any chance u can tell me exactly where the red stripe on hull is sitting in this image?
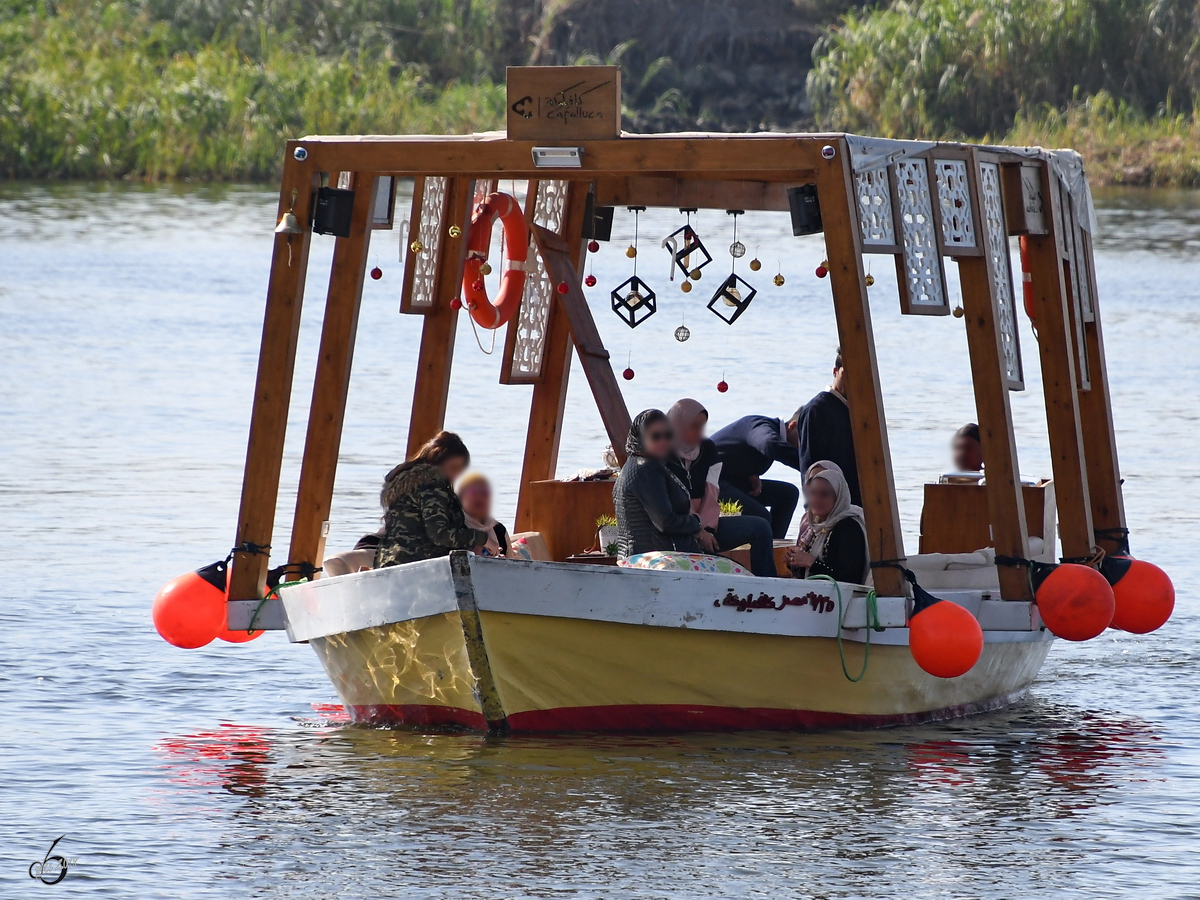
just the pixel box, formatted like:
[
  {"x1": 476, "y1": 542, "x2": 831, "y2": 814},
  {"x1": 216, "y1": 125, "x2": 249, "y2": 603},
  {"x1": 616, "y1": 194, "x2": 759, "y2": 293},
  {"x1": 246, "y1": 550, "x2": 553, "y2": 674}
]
[
  {"x1": 349, "y1": 703, "x2": 488, "y2": 730},
  {"x1": 347, "y1": 692, "x2": 1026, "y2": 733}
]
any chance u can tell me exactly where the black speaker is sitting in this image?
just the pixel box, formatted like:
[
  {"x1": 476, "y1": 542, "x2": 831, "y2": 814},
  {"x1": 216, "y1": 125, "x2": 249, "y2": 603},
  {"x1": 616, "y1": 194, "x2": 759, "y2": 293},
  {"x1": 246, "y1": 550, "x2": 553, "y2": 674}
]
[
  {"x1": 583, "y1": 193, "x2": 615, "y2": 242},
  {"x1": 312, "y1": 187, "x2": 355, "y2": 237},
  {"x1": 787, "y1": 184, "x2": 822, "y2": 236}
]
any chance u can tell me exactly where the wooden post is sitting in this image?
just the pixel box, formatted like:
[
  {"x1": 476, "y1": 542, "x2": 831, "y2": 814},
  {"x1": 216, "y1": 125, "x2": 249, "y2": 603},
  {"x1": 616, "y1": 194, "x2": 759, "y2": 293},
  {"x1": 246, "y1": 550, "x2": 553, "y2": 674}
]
[
  {"x1": 1025, "y1": 163, "x2": 1094, "y2": 559},
  {"x1": 532, "y1": 223, "x2": 633, "y2": 462},
  {"x1": 229, "y1": 148, "x2": 317, "y2": 601},
  {"x1": 288, "y1": 174, "x2": 375, "y2": 573},
  {"x1": 957, "y1": 251, "x2": 1033, "y2": 599},
  {"x1": 815, "y1": 140, "x2": 905, "y2": 597},
  {"x1": 1076, "y1": 233, "x2": 1127, "y2": 553},
  {"x1": 513, "y1": 182, "x2": 590, "y2": 531},
  {"x1": 407, "y1": 177, "x2": 474, "y2": 456}
]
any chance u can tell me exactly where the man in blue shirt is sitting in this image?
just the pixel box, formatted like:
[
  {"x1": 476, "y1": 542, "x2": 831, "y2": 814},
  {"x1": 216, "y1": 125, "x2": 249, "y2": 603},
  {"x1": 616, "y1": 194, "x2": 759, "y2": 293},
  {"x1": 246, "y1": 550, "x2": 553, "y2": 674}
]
[{"x1": 711, "y1": 414, "x2": 802, "y2": 539}]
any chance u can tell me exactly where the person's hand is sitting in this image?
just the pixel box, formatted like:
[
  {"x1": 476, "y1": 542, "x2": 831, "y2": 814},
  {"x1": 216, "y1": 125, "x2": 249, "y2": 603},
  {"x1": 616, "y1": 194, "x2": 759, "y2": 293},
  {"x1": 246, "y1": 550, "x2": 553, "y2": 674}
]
[
  {"x1": 784, "y1": 547, "x2": 815, "y2": 569},
  {"x1": 748, "y1": 475, "x2": 762, "y2": 497},
  {"x1": 484, "y1": 535, "x2": 501, "y2": 557},
  {"x1": 697, "y1": 529, "x2": 719, "y2": 554}
]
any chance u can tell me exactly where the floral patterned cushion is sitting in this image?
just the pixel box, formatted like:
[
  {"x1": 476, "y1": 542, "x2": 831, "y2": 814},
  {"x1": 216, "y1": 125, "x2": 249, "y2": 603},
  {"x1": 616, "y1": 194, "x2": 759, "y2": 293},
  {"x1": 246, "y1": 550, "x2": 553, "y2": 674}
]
[{"x1": 619, "y1": 552, "x2": 750, "y2": 576}]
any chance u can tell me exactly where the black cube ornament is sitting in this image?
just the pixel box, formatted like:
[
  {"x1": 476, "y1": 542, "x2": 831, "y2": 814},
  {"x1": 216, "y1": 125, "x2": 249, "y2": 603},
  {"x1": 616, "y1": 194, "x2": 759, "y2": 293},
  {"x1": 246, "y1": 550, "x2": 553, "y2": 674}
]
[
  {"x1": 706, "y1": 273, "x2": 757, "y2": 325},
  {"x1": 611, "y1": 276, "x2": 657, "y2": 328},
  {"x1": 665, "y1": 224, "x2": 712, "y2": 279}
]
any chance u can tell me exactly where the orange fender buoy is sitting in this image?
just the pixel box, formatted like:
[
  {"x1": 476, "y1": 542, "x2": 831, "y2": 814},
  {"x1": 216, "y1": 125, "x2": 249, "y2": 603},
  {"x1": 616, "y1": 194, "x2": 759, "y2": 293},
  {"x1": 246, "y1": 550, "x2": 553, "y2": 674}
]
[
  {"x1": 908, "y1": 584, "x2": 984, "y2": 679},
  {"x1": 152, "y1": 561, "x2": 228, "y2": 649},
  {"x1": 462, "y1": 192, "x2": 529, "y2": 329},
  {"x1": 1019, "y1": 235, "x2": 1036, "y2": 327},
  {"x1": 1102, "y1": 557, "x2": 1175, "y2": 634},
  {"x1": 1035, "y1": 563, "x2": 1115, "y2": 641}
]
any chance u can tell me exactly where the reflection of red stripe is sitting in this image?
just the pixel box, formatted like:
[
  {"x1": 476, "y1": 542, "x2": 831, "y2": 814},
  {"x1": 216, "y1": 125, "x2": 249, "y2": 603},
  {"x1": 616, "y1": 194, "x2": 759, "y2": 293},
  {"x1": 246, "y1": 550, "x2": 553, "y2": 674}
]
[
  {"x1": 349, "y1": 704, "x2": 487, "y2": 730},
  {"x1": 349, "y1": 693, "x2": 1024, "y2": 733},
  {"x1": 507, "y1": 695, "x2": 1024, "y2": 732}
]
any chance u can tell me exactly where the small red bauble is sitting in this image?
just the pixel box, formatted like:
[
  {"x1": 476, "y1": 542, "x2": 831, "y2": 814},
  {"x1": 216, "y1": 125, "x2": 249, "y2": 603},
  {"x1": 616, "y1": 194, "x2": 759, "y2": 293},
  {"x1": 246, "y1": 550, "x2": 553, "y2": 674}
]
[
  {"x1": 370, "y1": 266, "x2": 383, "y2": 280},
  {"x1": 717, "y1": 380, "x2": 729, "y2": 393},
  {"x1": 588, "y1": 240, "x2": 600, "y2": 253},
  {"x1": 450, "y1": 298, "x2": 463, "y2": 310},
  {"x1": 622, "y1": 367, "x2": 635, "y2": 381},
  {"x1": 585, "y1": 274, "x2": 597, "y2": 287},
  {"x1": 472, "y1": 279, "x2": 485, "y2": 292},
  {"x1": 815, "y1": 265, "x2": 829, "y2": 278},
  {"x1": 557, "y1": 282, "x2": 570, "y2": 294}
]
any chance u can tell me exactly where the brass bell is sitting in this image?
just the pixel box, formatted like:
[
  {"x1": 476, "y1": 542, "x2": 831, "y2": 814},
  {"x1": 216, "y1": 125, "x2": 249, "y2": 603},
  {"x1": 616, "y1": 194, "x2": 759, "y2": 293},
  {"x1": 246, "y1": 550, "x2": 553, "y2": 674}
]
[{"x1": 275, "y1": 210, "x2": 302, "y2": 235}]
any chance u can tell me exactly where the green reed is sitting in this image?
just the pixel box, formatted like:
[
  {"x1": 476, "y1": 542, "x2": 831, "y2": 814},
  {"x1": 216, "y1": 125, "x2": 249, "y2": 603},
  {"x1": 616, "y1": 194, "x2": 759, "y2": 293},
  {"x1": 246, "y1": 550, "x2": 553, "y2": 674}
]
[{"x1": 0, "y1": 0, "x2": 505, "y2": 180}]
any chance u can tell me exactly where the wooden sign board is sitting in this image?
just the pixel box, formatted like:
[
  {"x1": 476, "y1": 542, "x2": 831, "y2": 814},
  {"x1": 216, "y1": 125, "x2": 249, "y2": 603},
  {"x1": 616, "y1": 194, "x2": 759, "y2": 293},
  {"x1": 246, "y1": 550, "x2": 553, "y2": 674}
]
[{"x1": 506, "y1": 66, "x2": 621, "y2": 141}]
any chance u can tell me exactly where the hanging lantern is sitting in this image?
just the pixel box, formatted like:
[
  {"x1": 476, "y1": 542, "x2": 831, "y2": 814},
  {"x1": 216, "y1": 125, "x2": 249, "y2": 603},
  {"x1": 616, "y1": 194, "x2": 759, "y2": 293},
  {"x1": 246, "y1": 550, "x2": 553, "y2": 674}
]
[
  {"x1": 665, "y1": 209, "x2": 713, "y2": 281},
  {"x1": 729, "y1": 240, "x2": 746, "y2": 258},
  {"x1": 611, "y1": 207, "x2": 656, "y2": 328},
  {"x1": 707, "y1": 273, "x2": 757, "y2": 325}
]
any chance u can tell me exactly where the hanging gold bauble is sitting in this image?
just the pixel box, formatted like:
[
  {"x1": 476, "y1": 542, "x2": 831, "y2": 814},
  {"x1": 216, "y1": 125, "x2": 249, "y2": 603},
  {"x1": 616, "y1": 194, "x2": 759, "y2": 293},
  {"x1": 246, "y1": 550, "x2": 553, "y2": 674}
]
[
  {"x1": 953, "y1": 305, "x2": 965, "y2": 318},
  {"x1": 680, "y1": 281, "x2": 692, "y2": 293},
  {"x1": 865, "y1": 273, "x2": 875, "y2": 287},
  {"x1": 479, "y1": 262, "x2": 493, "y2": 276},
  {"x1": 749, "y1": 258, "x2": 762, "y2": 271},
  {"x1": 448, "y1": 224, "x2": 462, "y2": 238},
  {"x1": 625, "y1": 246, "x2": 637, "y2": 258},
  {"x1": 410, "y1": 240, "x2": 424, "y2": 254},
  {"x1": 773, "y1": 273, "x2": 785, "y2": 287},
  {"x1": 689, "y1": 268, "x2": 702, "y2": 281}
]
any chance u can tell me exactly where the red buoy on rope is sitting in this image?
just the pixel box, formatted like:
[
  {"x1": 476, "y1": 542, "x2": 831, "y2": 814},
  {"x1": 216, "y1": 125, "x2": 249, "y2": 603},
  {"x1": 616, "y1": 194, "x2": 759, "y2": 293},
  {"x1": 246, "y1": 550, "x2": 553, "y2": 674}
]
[
  {"x1": 1035, "y1": 563, "x2": 1115, "y2": 641},
  {"x1": 152, "y1": 561, "x2": 227, "y2": 649},
  {"x1": 1102, "y1": 557, "x2": 1174, "y2": 634},
  {"x1": 908, "y1": 584, "x2": 983, "y2": 679}
]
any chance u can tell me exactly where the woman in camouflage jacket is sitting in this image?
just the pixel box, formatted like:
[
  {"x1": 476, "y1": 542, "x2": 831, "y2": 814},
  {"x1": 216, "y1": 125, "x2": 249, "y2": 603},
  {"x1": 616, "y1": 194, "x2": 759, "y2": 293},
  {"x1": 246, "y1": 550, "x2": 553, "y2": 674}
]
[{"x1": 374, "y1": 431, "x2": 497, "y2": 568}]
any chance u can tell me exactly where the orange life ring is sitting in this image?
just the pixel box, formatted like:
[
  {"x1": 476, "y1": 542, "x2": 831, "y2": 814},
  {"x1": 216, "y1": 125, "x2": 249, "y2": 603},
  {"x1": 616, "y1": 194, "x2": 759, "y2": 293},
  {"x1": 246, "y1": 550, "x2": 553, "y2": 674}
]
[
  {"x1": 462, "y1": 192, "x2": 529, "y2": 329},
  {"x1": 1019, "y1": 235, "x2": 1036, "y2": 328}
]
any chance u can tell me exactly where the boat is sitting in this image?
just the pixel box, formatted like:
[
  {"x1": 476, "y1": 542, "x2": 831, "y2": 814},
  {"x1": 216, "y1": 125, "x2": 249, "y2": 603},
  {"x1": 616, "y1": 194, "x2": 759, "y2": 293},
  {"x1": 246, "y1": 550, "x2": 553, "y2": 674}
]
[{"x1": 173, "y1": 66, "x2": 1151, "y2": 732}]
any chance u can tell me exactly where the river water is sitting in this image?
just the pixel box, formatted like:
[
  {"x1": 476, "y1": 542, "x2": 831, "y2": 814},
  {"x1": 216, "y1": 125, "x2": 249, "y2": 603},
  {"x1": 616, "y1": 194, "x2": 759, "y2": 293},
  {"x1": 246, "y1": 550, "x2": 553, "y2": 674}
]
[{"x1": 1, "y1": 182, "x2": 1198, "y2": 898}]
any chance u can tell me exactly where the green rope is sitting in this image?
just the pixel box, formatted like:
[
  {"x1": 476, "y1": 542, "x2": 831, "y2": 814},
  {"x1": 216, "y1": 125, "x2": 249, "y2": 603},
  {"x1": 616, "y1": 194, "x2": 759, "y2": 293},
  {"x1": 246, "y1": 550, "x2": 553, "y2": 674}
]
[
  {"x1": 807, "y1": 575, "x2": 880, "y2": 683},
  {"x1": 245, "y1": 578, "x2": 308, "y2": 635}
]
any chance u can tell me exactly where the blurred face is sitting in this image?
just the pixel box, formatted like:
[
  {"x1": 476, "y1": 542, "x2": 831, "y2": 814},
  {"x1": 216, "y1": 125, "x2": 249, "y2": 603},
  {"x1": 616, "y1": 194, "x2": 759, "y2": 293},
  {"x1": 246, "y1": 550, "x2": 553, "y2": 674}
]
[
  {"x1": 642, "y1": 420, "x2": 674, "y2": 461},
  {"x1": 952, "y1": 436, "x2": 984, "y2": 472},
  {"x1": 679, "y1": 412, "x2": 707, "y2": 449},
  {"x1": 440, "y1": 455, "x2": 469, "y2": 483},
  {"x1": 806, "y1": 477, "x2": 838, "y2": 520},
  {"x1": 832, "y1": 365, "x2": 846, "y2": 394},
  {"x1": 458, "y1": 479, "x2": 492, "y2": 521}
]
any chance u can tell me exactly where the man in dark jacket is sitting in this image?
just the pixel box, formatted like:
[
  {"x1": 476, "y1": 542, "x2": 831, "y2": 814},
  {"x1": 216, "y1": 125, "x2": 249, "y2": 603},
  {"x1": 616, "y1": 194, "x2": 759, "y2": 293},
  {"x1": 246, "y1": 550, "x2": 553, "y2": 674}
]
[
  {"x1": 793, "y1": 349, "x2": 861, "y2": 505},
  {"x1": 711, "y1": 414, "x2": 801, "y2": 539}
]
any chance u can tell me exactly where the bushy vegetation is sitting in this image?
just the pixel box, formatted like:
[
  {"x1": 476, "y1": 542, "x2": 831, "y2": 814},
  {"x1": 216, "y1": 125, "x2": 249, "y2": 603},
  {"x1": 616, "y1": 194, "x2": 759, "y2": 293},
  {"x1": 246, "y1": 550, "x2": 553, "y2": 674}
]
[
  {"x1": 807, "y1": 0, "x2": 1200, "y2": 139},
  {"x1": 0, "y1": 0, "x2": 505, "y2": 179}
]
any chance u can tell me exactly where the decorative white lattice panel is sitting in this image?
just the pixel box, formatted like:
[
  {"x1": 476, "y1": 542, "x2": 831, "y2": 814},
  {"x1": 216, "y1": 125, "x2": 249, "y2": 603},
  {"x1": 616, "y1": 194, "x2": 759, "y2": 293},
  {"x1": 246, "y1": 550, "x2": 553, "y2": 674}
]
[
  {"x1": 855, "y1": 168, "x2": 897, "y2": 247},
  {"x1": 509, "y1": 180, "x2": 569, "y2": 379},
  {"x1": 1070, "y1": 207, "x2": 1093, "y2": 321},
  {"x1": 894, "y1": 159, "x2": 947, "y2": 310},
  {"x1": 980, "y1": 162, "x2": 1023, "y2": 388},
  {"x1": 409, "y1": 176, "x2": 448, "y2": 309},
  {"x1": 933, "y1": 158, "x2": 976, "y2": 250}
]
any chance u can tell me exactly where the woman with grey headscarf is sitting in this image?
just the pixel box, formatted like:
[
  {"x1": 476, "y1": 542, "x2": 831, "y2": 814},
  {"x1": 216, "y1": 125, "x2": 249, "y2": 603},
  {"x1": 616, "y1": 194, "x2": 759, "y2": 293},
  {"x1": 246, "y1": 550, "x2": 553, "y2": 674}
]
[{"x1": 612, "y1": 409, "x2": 710, "y2": 559}]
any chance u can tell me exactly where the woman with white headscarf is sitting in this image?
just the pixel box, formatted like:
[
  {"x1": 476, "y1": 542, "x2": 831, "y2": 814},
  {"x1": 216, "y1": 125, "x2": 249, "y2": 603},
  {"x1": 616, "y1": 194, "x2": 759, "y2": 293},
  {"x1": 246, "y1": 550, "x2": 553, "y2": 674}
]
[{"x1": 783, "y1": 465, "x2": 869, "y2": 583}]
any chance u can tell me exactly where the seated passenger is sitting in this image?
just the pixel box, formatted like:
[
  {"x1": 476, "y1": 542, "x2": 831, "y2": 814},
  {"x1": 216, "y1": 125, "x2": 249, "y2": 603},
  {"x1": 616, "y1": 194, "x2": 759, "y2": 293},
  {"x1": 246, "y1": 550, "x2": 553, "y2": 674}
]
[
  {"x1": 456, "y1": 471, "x2": 510, "y2": 557},
  {"x1": 613, "y1": 409, "x2": 712, "y2": 559},
  {"x1": 667, "y1": 398, "x2": 777, "y2": 577},
  {"x1": 951, "y1": 422, "x2": 984, "y2": 473},
  {"x1": 375, "y1": 431, "x2": 499, "y2": 568},
  {"x1": 783, "y1": 466, "x2": 869, "y2": 584},
  {"x1": 710, "y1": 413, "x2": 801, "y2": 540}
]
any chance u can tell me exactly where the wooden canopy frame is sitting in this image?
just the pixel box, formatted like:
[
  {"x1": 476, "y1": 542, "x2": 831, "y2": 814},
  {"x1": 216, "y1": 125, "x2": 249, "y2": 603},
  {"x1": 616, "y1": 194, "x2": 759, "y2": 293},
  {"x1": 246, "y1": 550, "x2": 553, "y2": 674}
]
[{"x1": 228, "y1": 128, "x2": 1124, "y2": 604}]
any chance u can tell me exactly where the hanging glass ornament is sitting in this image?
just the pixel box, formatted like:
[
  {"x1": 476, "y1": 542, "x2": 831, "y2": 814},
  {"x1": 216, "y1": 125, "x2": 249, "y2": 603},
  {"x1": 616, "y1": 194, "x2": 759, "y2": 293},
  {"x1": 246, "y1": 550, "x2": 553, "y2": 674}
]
[
  {"x1": 479, "y1": 262, "x2": 493, "y2": 276},
  {"x1": 689, "y1": 268, "x2": 702, "y2": 281},
  {"x1": 585, "y1": 274, "x2": 597, "y2": 287},
  {"x1": 448, "y1": 224, "x2": 462, "y2": 238},
  {"x1": 680, "y1": 281, "x2": 692, "y2": 293},
  {"x1": 675, "y1": 324, "x2": 691, "y2": 342},
  {"x1": 816, "y1": 260, "x2": 829, "y2": 278},
  {"x1": 865, "y1": 273, "x2": 875, "y2": 287},
  {"x1": 773, "y1": 273, "x2": 785, "y2": 287},
  {"x1": 626, "y1": 246, "x2": 637, "y2": 258},
  {"x1": 717, "y1": 377, "x2": 729, "y2": 393},
  {"x1": 410, "y1": 240, "x2": 424, "y2": 254},
  {"x1": 588, "y1": 240, "x2": 600, "y2": 253},
  {"x1": 953, "y1": 305, "x2": 965, "y2": 318},
  {"x1": 623, "y1": 351, "x2": 635, "y2": 380},
  {"x1": 370, "y1": 266, "x2": 383, "y2": 280},
  {"x1": 749, "y1": 259, "x2": 762, "y2": 271},
  {"x1": 729, "y1": 240, "x2": 746, "y2": 259}
]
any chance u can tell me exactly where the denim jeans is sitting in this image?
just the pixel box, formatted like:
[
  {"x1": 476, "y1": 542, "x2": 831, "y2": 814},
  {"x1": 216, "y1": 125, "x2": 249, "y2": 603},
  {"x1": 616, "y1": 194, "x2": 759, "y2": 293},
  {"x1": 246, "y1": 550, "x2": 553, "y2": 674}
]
[
  {"x1": 715, "y1": 513, "x2": 777, "y2": 577},
  {"x1": 719, "y1": 479, "x2": 800, "y2": 540}
]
